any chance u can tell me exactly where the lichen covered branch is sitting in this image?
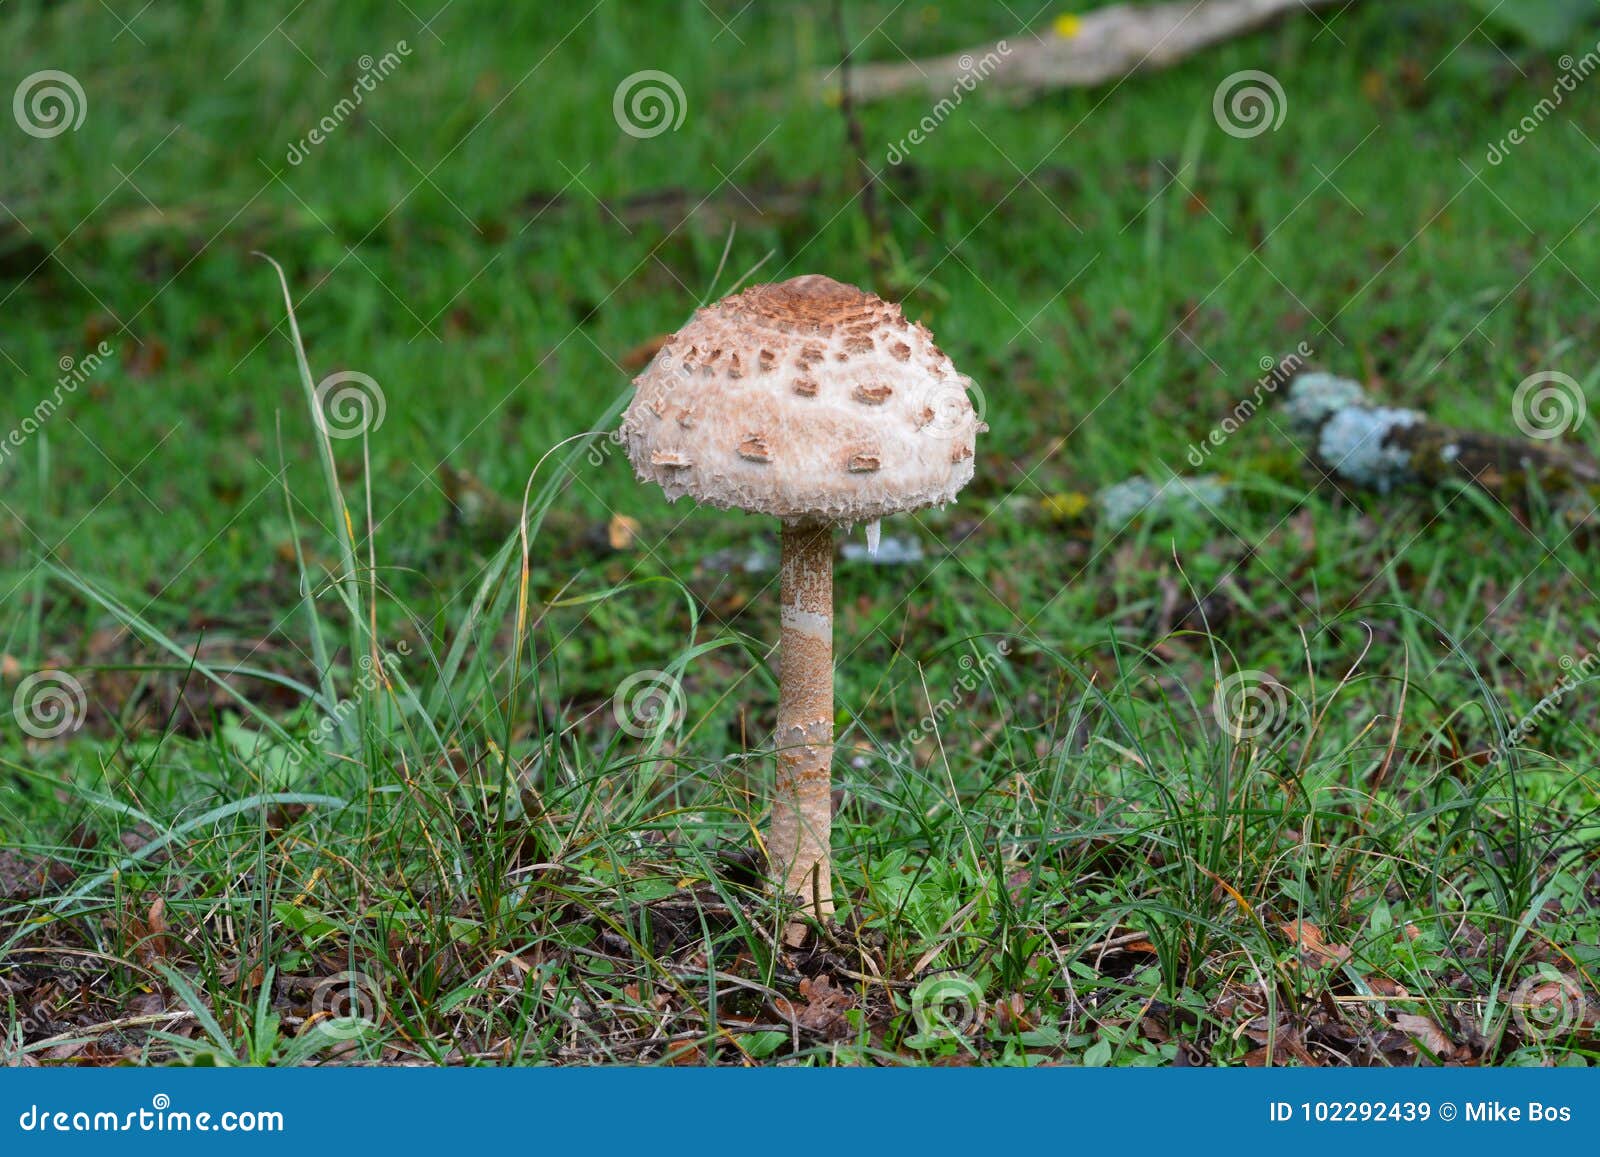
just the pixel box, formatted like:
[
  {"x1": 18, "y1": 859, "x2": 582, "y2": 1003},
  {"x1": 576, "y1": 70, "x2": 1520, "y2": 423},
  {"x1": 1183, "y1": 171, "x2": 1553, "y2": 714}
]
[{"x1": 1284, "y1": 372, "x2": 1598, "y2": 499}]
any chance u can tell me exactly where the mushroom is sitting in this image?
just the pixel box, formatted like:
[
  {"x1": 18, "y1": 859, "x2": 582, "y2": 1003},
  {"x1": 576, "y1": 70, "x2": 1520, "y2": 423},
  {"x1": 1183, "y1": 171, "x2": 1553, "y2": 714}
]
[{"x1": 620, "y1": 274, "x2": 984, "y2": 943}]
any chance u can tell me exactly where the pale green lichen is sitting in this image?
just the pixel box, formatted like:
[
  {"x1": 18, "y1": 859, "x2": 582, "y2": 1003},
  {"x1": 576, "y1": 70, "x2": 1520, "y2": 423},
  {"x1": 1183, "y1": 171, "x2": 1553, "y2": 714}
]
[
  {"x1": 841, "y1": 534, "x2": 923, "y2": 565},
  {"x1": 1283, "y1": 372, "x2": 1368, "y2": 435},
  {"x1": 1096, "y1": 474, "x2": 1230, "y2": 528},
  {"x1": 1318, "y1": 405, "x2": 1423, "y2": 493}
]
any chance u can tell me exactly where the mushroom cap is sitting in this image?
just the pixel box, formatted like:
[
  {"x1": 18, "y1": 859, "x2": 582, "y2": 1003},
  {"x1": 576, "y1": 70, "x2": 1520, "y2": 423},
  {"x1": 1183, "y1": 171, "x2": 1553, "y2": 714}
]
[{"x1": 620, "y1": 274, "x2": 984, "y2": 523}]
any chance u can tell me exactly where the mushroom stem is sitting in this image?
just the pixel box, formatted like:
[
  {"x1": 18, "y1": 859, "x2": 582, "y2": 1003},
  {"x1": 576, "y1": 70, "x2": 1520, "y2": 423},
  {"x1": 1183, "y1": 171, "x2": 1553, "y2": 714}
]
[{"x1": 773, "y1": 518, "x2": 835, "y2": 943}]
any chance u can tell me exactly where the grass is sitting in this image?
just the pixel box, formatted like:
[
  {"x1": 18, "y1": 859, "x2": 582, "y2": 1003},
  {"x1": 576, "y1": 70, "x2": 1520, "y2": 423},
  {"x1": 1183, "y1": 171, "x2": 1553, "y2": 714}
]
[{"x1": 1, "y1": 0, "x2": 1598, "y2": 1065}]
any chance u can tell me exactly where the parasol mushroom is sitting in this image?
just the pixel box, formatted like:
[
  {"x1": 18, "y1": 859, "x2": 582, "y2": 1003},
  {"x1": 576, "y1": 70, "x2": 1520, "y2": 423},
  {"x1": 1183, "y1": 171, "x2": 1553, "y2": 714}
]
[{"x1": 620, "y1": 274, "x2": 984, "y2": 943}]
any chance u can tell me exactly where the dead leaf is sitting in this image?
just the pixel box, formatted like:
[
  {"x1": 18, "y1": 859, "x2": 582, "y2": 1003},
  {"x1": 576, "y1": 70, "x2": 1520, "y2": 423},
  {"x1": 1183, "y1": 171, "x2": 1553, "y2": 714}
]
[
  {"x1": 775, "y1": 974, "x2": 854, "y2": 1040},
  {"x1": 992, "y1": 992, "x2": 1033, "y2": 1034},
  {"x1": 1281, "y1": 920, "x2": 1351, "y2": 970},
  {"x1": 1241, "y1": 1028, "x2": 1318, "y2": 1066},
  {"x1": 1393, "y1": 1012, "x2": 1454, "y2": 1058}
]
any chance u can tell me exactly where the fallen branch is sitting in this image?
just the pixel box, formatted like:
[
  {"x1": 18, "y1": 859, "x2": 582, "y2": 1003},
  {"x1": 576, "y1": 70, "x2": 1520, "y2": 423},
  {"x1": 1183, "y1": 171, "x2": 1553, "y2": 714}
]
[{"x1": 836, "y1": 0, "x2": 1353, "y2": 103}]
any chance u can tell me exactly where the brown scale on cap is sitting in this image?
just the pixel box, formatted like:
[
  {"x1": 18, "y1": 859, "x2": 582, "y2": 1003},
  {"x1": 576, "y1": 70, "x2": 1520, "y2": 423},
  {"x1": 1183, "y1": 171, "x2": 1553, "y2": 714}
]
[
  {"x1": 733, "y1": 275, "x2": 887, "y2": 334},
  {"x1": 620, "y1": 273, "x2": 982, "y2": 522},
  {"x1": 737, "y1": 434, "x2": 772, "y2": 463}
]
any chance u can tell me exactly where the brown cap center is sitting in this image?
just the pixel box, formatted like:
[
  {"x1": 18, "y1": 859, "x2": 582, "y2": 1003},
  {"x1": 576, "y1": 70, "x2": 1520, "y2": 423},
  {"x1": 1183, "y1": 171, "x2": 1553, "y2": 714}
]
[{"x1": 729, "y1": 274, "x2": 886, "y2": 334}]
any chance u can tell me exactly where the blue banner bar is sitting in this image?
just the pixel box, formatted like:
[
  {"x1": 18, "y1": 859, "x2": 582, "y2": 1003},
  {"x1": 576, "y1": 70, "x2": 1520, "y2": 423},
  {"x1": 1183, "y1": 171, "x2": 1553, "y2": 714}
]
[{"x1": 4, "y1": 1069, "x2": 1595, "y2": 1153}]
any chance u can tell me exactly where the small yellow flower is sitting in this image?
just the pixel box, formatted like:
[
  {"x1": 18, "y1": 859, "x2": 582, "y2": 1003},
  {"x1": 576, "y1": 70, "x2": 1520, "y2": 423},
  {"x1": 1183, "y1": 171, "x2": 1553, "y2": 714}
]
[
  {"x1": 1042, "y1": 491, "x2": 1091, "y2": 521},
  {"x1": 1053, "y1": 12, "x2": 1082, "y2": 39}
]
